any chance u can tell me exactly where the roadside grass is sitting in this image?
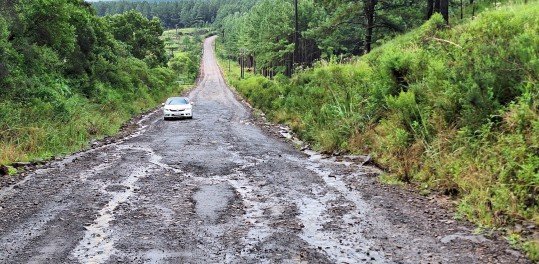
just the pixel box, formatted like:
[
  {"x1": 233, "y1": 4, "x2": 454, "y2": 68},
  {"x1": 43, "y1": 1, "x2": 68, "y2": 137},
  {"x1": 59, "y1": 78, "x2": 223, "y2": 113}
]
[
  {"x1": 379, "y1": 173, "x2": 405, "y2": 186},
  {"x1": 216, "y1": 3, "x2": 539, "y2": 260},
  {"x1": 216, "y1": 57, "x2": 251, "y2": 82}
]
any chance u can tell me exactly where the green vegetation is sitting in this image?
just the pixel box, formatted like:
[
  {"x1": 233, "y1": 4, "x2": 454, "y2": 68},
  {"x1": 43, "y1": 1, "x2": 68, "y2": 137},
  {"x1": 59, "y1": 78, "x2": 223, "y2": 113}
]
[
  {"x1": 91, "y1": 0, "x2": 258, "y2": 29},
  {"x1": 162, "y1": 27, "x2": 206, "y2": 84},
  {"x1": 0, "y1": 1, "x2": 200, "y2": 166},
  {"x1": 215, "y1": 0, "x2": 528, "y2": 76},
  {"x1": 218, "y1": 3, "x2": 539, "y2": 259}
]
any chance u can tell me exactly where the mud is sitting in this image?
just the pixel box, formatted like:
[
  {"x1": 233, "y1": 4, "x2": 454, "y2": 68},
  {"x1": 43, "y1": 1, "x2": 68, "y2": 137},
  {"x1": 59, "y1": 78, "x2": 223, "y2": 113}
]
[{"x1": 0, "y1": 36, "x2": 530, "y2": 264}]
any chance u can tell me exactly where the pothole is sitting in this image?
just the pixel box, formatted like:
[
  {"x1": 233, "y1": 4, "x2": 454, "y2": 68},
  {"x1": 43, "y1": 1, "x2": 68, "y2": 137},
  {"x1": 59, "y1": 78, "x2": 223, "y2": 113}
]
[{"x1": 193, "y1": 183, "x2": 234, "y2": 223}]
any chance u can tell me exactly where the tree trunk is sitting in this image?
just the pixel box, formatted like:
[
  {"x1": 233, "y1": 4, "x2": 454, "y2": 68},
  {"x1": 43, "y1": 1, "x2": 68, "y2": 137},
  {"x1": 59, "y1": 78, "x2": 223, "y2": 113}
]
[
  {"x1": 240, "y1": 55, "x2": 244, "y2": 79},
  {"x1": 364, "y1": 0, "x2": 377, "y2": 54},
  {"x1": 433, "y1": 0, "x2": 441, "y2": 13},
  {"x1": 253, "y1": 53, "x2": 256, "y2": 75},
  {"x1": 440, "y1": 0, "x2": 449, "y2": 24},
  {"x1": 426, "y1": 0, "x2": 434, "y2": 19},
  {"x1": 460, "y1": 0, "x2": 463, "y2": 20}
]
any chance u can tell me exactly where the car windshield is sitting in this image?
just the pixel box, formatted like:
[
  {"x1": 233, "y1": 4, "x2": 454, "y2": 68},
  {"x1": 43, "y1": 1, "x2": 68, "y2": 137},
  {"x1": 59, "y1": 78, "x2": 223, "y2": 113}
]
[{"x1": 167, "y1": 98, "x2": 189, "y2": 105}]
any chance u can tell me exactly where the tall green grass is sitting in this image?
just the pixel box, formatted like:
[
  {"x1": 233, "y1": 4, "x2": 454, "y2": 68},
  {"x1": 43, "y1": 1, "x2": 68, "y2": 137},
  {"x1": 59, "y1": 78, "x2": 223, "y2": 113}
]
[{"x1": 221, "y1": 3, "x2": 539, "y2": 259}]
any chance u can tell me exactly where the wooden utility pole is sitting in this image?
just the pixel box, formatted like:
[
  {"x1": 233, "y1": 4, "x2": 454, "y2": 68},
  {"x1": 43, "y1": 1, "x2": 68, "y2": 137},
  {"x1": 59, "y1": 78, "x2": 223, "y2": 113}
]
[{"x1": 294, "y1": 0, "x2": 300, "y2": 66}]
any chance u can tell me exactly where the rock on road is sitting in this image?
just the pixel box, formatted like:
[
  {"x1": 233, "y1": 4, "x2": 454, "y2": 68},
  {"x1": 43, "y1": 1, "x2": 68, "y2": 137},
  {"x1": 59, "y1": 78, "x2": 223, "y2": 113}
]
[{"x1": 0, "y1": 37, "x2": 529, "y2": 264}]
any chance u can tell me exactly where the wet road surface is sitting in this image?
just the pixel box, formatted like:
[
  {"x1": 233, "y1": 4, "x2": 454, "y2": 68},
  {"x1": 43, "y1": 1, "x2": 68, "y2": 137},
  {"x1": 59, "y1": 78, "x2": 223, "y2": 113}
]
[{"x1": 0, "y1": 37, "x2": 529, "y2": 263}]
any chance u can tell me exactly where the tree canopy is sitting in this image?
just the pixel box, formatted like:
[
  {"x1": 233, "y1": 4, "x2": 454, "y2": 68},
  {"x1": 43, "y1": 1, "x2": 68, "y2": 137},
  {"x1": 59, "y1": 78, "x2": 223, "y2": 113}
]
[
  {"x1": 91, "y1": 0, "x2": 257, "y2": 28},
  {"x1": 215, "y1": 0, "x2": 523, "y2": 76}
]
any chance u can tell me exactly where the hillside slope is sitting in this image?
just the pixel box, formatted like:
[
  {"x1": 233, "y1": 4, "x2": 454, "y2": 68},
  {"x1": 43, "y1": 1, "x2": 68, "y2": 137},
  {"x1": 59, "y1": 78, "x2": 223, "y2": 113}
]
[{"x1": 225, "y1": 3, "x2": 539, "y2": 259}]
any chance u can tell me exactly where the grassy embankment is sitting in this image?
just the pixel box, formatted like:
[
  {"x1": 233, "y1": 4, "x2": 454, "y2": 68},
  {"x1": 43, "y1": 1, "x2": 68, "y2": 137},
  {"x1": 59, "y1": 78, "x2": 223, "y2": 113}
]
[
  {"x1": 217, "y1": 4, "x2": 539, "y2": 259},
  {"x1": 0, "y1": 28, "x2": 203, "y2": 170}
]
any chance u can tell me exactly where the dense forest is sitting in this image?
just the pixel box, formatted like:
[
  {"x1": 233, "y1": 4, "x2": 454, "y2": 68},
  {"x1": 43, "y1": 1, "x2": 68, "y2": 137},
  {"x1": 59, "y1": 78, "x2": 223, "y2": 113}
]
[
  {"x1": 216, "y1": 0, "x2": 538, "y2": 259},
  {"x1": 91, "y1": 0, "x2": 257, "y2": 28},
  {"x1": 0, "y1": 0, "x2": 199, "y2": 168}
]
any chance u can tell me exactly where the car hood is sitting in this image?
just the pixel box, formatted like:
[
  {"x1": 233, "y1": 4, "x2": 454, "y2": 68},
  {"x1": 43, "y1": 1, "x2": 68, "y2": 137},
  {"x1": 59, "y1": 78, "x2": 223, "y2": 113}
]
[{"x1": 165, "y1": 105, "x2": 191, "y2": 110}]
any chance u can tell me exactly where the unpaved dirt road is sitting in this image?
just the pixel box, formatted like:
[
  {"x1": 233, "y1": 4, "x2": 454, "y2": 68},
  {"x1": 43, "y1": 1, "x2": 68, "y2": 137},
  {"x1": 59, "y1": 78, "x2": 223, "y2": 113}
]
[{"x1": 0, "y1": 37, "x2": 529, "y2": 263}]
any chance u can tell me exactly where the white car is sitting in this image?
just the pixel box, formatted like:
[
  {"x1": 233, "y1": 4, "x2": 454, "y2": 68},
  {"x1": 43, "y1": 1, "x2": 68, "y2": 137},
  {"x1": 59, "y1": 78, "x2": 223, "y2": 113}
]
[{"x1": 163, "y1": 97, "x2": 193, "y2": 120}]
